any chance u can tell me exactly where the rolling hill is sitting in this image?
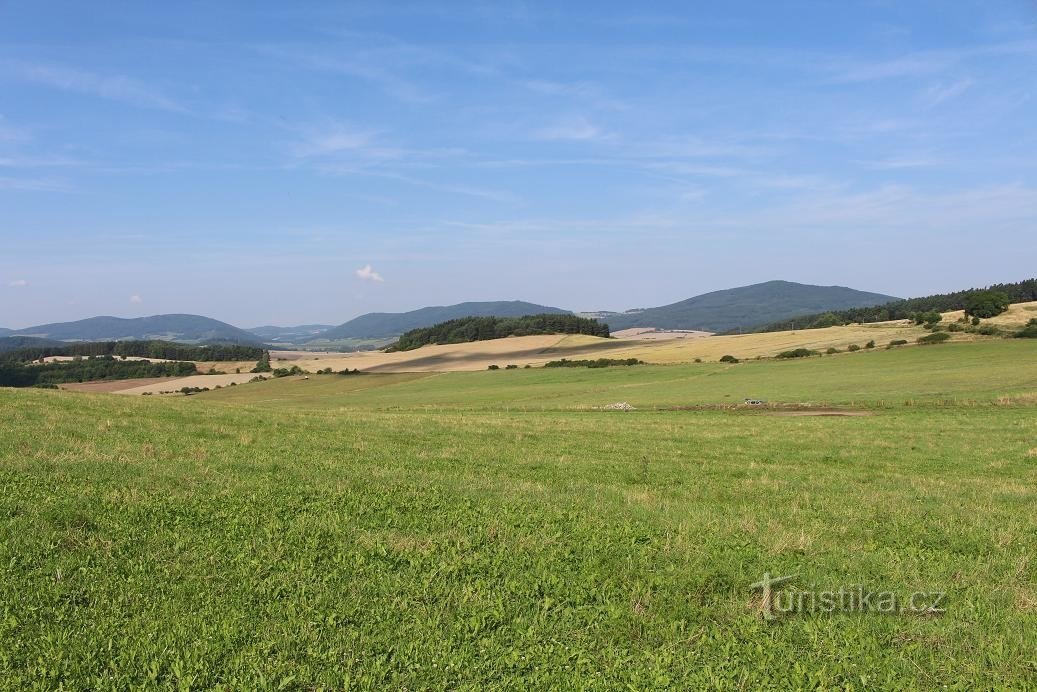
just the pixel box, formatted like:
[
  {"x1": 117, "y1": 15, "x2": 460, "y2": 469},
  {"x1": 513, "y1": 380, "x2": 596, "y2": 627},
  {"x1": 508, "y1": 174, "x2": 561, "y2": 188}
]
[
  {"x1": 315, "y1": 301, "x2": 570, "y2": 341},
  {"x1": 0, "y1": 328, "x2": 11, "y2": 337},
  {"x1": 6, "y1": 314, "x2": 263, "y2": 345},
  {"x1": 602, "y1": 280, "x2": 898, "y2": 333}
]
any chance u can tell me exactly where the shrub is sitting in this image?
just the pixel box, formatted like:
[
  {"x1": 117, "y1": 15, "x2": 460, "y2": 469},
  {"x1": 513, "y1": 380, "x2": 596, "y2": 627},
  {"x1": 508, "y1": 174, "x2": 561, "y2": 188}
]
[
  {"x1": 825, "y1": 347, "x2": 840, "y2": 354},
  {"x1": 776, "y1": 348, "x2": 819, "y2": 359},
  {"x1": 917, "y1": 331, "x2": 951, "y2": 345},
  {"x1": 976, "y1": 325, "x2": 998, "y2": 336},
  {"x1": 487, "y1": 364, "x2": 499, "y2": 370},
  {"x1": 505, "y1": 364, "x2": 518, "y2": 369},
  {"x1": 888, "y1": 339, "x2": 908, "y2": 347},
  {"x1": 719, "y1": 355, "x2": 739, "y2": 363},
  {"x1": 1015, "y1": 318, "x2": 1037, "y2": 338},
  {"x1": 545, "y1": 358, "x2": 645, "y2": 368},
  {"x1": 693, "y1": 358, "x2": 702, "y2": 363},
  {"x1": 971, "y1": 316, "x2": 981, "y2": 326},
  {"x1": 847, "y1": 344, "x2": 861, "y2": 352},
  {"x1": 865, "y1": 340, "x2": 875, "y2": 349},
  {"x1": 947, "y1": 323, "x2": 963, "y2": 332}
]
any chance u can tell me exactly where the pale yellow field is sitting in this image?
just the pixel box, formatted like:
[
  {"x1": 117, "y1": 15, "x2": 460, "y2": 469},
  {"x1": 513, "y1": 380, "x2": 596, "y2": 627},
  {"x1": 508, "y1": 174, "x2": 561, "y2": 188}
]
[
  {"x1": 113, "y1": 372, "x2": 266, "y2": 395},
  {"x1": 941, "y1": 300, "x2": 1037, "y2": 327}
]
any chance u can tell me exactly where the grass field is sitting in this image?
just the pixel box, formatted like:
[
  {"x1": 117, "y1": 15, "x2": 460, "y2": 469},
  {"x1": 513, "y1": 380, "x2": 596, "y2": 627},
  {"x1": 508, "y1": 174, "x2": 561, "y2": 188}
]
[
  {"x1": 201, "y1": 340, "x2": 1037, "y2": 411},
  {"x1": 1, "y1": 339, "x2": 1035, "y2": 688}
]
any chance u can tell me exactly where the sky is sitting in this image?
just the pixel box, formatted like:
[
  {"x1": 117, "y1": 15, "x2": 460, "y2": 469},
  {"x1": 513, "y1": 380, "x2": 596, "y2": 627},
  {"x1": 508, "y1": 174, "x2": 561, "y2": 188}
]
[{"x1": 1, "y1": 1, "x2": 1036, "y2": 329}]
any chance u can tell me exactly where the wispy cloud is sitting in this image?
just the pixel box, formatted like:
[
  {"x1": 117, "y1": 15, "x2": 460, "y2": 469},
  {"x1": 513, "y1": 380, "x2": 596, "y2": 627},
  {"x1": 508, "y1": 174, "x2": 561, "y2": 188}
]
[
  {"x1": 129, "y1": 294, "x2": 143, "y2": 303},
  {"x1": 9, "y1": 279, "x2": 28, "y2": 287},
  {"x1": 0, "y1": 176, "x2": 73, "y2": 192},
  {"x1": 4, "y1": 61, "x2": 187, "y2": 112},
  {"x1": 531, "y1": 115, "x2": 609, "y2": 141},
  {"x1": 292, "y1": 125, "x2": 387, "y2": 158},
  {"x1": 355, "y1": 264, "x2": 384, "y2": 282},
  {"x1": 826, "y1": 52, "x2": 955, "y2": 83},
  {"x1": 919, "y1": 78, "x2": 975, "y2": 107}
]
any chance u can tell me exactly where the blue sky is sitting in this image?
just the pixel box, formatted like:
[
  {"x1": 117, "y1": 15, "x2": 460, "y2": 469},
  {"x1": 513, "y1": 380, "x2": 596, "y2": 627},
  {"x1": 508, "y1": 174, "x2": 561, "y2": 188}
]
[{"x1": 1, "y1": 1, "x2": 1035, "y2": 328}]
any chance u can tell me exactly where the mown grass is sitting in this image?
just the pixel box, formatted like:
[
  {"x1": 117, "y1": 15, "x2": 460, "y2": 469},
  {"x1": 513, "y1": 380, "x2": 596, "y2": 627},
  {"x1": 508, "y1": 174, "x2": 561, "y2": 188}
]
[
  {"x1": 202, "y1": 339, "x2": 1037, "y2": 411},
  {"x1": 2, "y1": 382, "x2": 1037, "y2": 688}
]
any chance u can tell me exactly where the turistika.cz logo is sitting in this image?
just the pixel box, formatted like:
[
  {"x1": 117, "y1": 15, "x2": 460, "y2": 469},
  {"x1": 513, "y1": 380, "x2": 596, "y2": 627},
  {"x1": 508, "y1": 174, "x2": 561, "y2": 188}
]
[{"x1": 750, "y1": 572, "x2": 946, "y2": 621}]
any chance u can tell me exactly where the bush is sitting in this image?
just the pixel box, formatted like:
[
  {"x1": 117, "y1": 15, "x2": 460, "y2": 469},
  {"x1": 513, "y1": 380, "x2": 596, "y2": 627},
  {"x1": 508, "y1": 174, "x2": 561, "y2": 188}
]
[
  {"x1": 719, "y1": 355, "x2": 739, "y2": 363},
  {"x1": 847, "y1": 344, "x2": 861, "y2": 352},
  {"x1": 505, "y1": 364, "x2": 518, "y2": 369},
  {"x1": 865, "y1": 340, "x2": 875, "y2": 349},
  {"x1": 913, "y1": 310, "x2": 942, "y2": 326},
  {"x1": 917, "y1": 331, "x2": 951, "y2": 345},
  {"x1": 776, "y1": 348, "x2": 819, "y2": 359},
  {"x1": 976, "y1": 325, "x2": 998, "y2": 336},
  {"x1": 947, "y1": 323, "x2": 963, "y2": 332},
  {"x1": 693, "y1": 358, "x2": 702, "y2": 363},
  {"x1": 487, "y1": 364, "x2": 499, "y2": 370},
  {"x1": 544, "y1": 358, "x2": 645, "y2": 368},
  {"x1": 888, "y1": 339, "x2": 908, "y2": 347},
  {"x1": 825, "y1": 347, "x2": 840, "y2": 354},
  {"x1": 1015, "y1": 318, "x2": 1037, "y2": 338},
  {"x1": 971, "y1": 316, "x2": 981, "y2": 326}
]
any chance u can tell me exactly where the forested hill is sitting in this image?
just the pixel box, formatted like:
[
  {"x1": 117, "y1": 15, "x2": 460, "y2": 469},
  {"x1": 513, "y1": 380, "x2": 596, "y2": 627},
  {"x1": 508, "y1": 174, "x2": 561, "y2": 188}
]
[
  {"x1": 1, "y1": 340, "x2": 265, "y2": 363},
  {"x1": 750, "y1": 278, "x2": 1037, "y2": 332},
  {"x1": 602, "y1": 281, "x2": 897, "y2": 333},
  {"x1": 388, "y1": 314, "x2": 609, "y2": 352},
  {"x1": 318, "y1": 301, "x2": 570, "y2": 341},
  {"x1": 7, "y1": 314, "x2": 262, "y2": 345}
]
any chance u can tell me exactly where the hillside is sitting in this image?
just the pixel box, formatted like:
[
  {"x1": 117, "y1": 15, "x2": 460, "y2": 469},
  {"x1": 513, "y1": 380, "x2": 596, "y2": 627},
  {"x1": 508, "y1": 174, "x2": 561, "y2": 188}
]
[
  {"x1": 316, "y1": 301, "x2": 570, "y2": 341},
  {"x1": 751, "y1": 277, "x2": 1037, "y2": 332},
  {"x1": 603, "y1": 280, "x2": 897, "y2": 333},
  {"x1": 7, "y1": 314, "x2": 262, "y2": 345},
  {"x1": 246, "y1": 324, "x2": 335, "y2": 342},
  {"x1": 0, "y1": 328, "x2": 11, "y2": 337}
]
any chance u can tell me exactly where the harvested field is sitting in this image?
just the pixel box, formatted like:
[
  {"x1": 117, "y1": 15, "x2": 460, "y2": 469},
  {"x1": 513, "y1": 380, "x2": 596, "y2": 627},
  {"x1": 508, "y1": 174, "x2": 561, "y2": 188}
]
[
  {"x1": 60, "y1": 377, "x2": 174, "y2": 393},
  {"x1": 113, "y1": 372, "x2": 265, "y2": 395}
]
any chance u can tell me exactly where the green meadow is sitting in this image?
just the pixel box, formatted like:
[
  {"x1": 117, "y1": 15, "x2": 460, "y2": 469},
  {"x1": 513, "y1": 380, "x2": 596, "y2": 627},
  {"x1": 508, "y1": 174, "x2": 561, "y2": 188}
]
[{"x1": 1, "y1": 340, "x2": 1035, "y2": 688}]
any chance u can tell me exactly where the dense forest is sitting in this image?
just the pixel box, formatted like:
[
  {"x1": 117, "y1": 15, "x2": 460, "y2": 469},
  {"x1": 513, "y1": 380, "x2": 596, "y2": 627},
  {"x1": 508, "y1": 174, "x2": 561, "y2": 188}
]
[
  {"x1": 388, "y1": 314, "x2": 610, "y2": 352},
  {"x1": 749, "y1": 278, "x2": 1037, "y2": 332},
  {"x1": 1, "y1": 340, "x2": 264, "y2": 363},
  {"x1": 0, "y1": 356, "x2": 197, "y2": 388}
]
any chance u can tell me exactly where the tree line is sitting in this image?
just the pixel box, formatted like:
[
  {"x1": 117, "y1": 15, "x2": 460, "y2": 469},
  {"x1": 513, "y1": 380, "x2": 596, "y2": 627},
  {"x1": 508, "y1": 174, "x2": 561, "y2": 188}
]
[
  {"x1": 387, "y1": 314, "x2": 610, "y2": 352},
  {"x1": 749, "y1": 278, "x2": 1037, "y2": 333},
  {"x1": 0, "y1": 356, "x2": 197, "y2": 388},
  {"x1": 2, "y1": 340, "x2": 265, "y2": 363}
]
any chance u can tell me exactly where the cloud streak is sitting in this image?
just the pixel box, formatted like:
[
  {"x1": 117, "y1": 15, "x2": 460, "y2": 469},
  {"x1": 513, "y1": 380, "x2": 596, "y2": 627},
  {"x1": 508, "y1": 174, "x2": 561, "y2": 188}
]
[{"x1": 4, "y1": 61, "x2": 186, "y2": 112}]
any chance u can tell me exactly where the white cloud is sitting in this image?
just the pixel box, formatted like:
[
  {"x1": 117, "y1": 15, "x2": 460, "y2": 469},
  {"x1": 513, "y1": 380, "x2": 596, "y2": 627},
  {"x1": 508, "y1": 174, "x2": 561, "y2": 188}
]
[
  {"x1": 355, "y1": 264, "x2": 384, "y2": 282},
  {"x1": 129, "y1": 294, "x2": 143, "y2": 303},
  {"x1": 9, "y1": 279, "x2": 27, "y2": 287}
]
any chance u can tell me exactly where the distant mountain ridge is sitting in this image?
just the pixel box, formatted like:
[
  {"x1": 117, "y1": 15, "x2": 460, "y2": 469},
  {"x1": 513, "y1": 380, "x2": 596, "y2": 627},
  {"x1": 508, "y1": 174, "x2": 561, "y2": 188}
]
[
  {"x1": 315, "y1": 301, "x2": 570, "y2": 341},
  {"x1": 601, "y1": 281, "x2": 898, "y2": 333},
  {"x1": 246, "y1": 324, "x2": 336, "y2": 342},
  {"x1": 6, "y1": 314, "x2": 262, "y2": 345}
]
